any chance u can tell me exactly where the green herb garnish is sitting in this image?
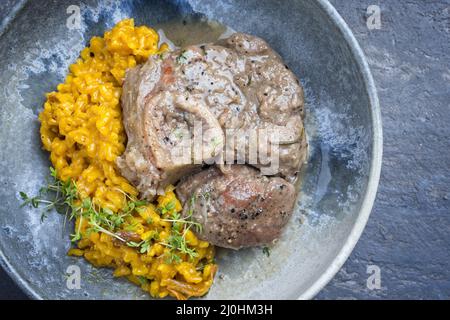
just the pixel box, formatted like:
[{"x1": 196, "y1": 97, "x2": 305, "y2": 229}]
[
  {"x1": 159, "y1": 194, "x2": 203, "y2": 262},
  {"x1": 20, "y1": 167, "x2": 77, "y2": 222},
  {"x1": 20, "y1": 167, "x2": 201, "y2": 264},
  {"x1": 176, "y1": 50, "x2": 188, "y2": 64},
  {"x1": 137, "y1": 276, "x2": 149, "y2": 286}
]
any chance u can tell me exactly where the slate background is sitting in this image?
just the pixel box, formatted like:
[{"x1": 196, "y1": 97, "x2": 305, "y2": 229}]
[{"x1": 1, "y1": 0, "x2": 449, "y2": 300}]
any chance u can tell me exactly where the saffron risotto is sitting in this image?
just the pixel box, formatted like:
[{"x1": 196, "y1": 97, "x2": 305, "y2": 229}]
[{"x1": 38, "y1": 19, "x2": 216, "y2": 299}]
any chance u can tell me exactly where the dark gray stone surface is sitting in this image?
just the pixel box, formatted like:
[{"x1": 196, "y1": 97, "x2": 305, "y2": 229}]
[
  {"x1": 0, "y1": 0, "x2": 449, "y2": 300},
  {"x1": 317, "y1": 0, "x2": 450, "y2": 300}
]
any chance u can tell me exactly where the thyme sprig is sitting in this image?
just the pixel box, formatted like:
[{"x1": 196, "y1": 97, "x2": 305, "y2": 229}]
[
  {"x1": 176, "y1": 50, "x2": 188, "y2": 64},
  {"x1": 19, "y1": 167, "x2": 146, "y2": 245},
  {"x1": 127, "y1": 232, "x2": 159, "y2": 254},
  {"x1": 159, "y1": 195, "x2": 202, "y2": 262},
  {"x1": 262, "y1": 246, "x2": 271, "y2": 257},
  {"x1": 19, "y1": 167, "x2": 77, "y2": 222},
  {"x1": 19, "y1": 167, "x2": 202, "y2": 264}
]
